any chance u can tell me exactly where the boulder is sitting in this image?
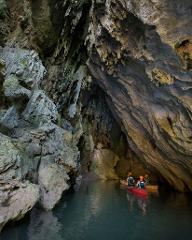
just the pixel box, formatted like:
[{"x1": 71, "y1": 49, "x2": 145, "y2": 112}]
[
  {"x1": 38, "y1": 164, "x2": 69, "y2": 210},
  {"x1": 0, "y1": 181, "x2": 39, "y2": 232}
]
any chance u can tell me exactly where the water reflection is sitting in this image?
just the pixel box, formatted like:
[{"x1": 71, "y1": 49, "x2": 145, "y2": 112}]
[
  {"x1": 28, "y1": 209, "x2": 63, "y2": 240},
  {"x1": 137, "y1": 197, "x2": 147, "y2": 215},
  {"x1": 126, "y1": 192, "x2": 147, "y2": 215}
]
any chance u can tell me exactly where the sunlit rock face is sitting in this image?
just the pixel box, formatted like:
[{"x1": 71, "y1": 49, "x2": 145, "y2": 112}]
[{"x1": 86, "y1": 0, "x2": 192, "y2": 191}]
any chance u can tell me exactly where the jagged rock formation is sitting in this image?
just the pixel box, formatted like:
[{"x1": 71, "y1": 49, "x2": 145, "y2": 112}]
[
  {"x1": 0, "y1": 0, "x2": 192, "y2": 231},
  {"x1": 86, "y1": 0, "x2": 192, "y2": 191},
  {"x1": 0, "y1": 178, "x2": 39, "y2": 232},
  {"x1": 0, "y1": 47, "x2": 80, "y2": 230}
]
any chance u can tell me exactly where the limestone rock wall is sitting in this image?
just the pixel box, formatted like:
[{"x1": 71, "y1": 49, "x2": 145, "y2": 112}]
[
  {"x1": 0, "y1": 47, "x2": 80, "y2": 230},
  {"x1": 86, "y1": 0, "x2": 192, "y2": 191}
]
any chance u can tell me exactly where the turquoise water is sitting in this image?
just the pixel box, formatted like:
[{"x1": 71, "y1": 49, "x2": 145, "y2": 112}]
[{"x1": 1, "y1": 181, "x2": 192, "y2": 240}]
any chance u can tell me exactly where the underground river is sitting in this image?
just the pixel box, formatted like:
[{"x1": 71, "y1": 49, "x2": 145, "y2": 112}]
[{"x1": 1, "y1": 181, "x2": 192, "y2": 240}]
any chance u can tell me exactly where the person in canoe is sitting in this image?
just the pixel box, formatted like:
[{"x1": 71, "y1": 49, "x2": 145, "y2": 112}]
[
  {"x1": 127, "y1": 172, "x2": 135, "y2": 187},
  {"x1": 136, "y1": 176, "x2": 145, "y2": 189}
]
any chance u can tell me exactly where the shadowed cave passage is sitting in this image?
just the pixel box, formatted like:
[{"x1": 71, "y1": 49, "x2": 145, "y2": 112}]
[{"x1": 78, "y1": 84, "x2": 160, "y2": 185}]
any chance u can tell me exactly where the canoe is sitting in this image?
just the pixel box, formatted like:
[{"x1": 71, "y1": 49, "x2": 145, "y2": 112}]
[
  {"x1": 120, "y1": 180, "x2": 158, "y2": 193},
  {"x1": 120, "y1": 180, "x2": 148, "y2": 197},
  {"x1": 145, "y1": 185, "x2": 158, "y2": 191},
  {"x1": 127, "y1": 187, "x2": 148, "y2": 197}
]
